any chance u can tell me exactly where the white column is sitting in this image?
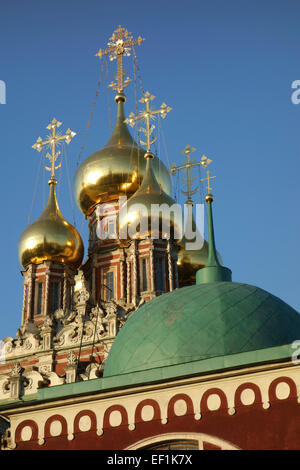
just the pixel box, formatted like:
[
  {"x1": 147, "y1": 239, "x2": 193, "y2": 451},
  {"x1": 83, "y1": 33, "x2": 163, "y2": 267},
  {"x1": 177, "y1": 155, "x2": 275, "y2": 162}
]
[
  {"x1": 120, "y1": 255, "x2": 125, "y2": 301},
  {"x1": 126, "y1": 259, "x2": 131, "y2": 305},
  {"x1": 27, "y1": 266, "x2": 34, "y2": 320},
  {"x1": 132, "y1": 241, "x2": 138, "y2": 306},
  {"x1": 44, "y1": 267, "x2": 50, "y2": 316},
  {"x1": 63, "y1": 272, "x2": 67, "y2": 311},
  {"x1": 167, "y1": 240, "x2": 174, "y2": 292},
  {"x1": 149, "y1": 241, "x2": 155, "y2": 294}
]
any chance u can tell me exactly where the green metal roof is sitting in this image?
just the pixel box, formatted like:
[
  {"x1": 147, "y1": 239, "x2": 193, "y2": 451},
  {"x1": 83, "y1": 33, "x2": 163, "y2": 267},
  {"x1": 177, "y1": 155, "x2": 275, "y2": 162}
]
[
  {"x1": 104, "y1": 282, "x2": 300, "y2": 377},
  {"x1": 0, "y1": 343, "x2": 296, "y2": 410}
]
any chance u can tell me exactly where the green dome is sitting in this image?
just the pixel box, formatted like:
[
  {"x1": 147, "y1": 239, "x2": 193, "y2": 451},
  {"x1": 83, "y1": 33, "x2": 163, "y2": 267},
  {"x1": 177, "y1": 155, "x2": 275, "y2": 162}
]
[{"x1": 104, "y1": 282, "x2": 300, "y2": 377}]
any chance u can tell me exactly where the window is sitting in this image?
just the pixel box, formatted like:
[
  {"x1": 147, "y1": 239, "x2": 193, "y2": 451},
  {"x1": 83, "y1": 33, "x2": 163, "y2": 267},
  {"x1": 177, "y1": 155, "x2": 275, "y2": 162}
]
[
  {"x1": 107, "y1": 217, "x2": 116, "y2": 238},
  {"x1": 49, "y1": 281, "x2": 60, "y2": 314},
  {"x1": 140, "y1": 258, "x2": 149, "y2": 292},
  {"x1": 35, "y1": 282, "x2": 43, "y2": 315},
  {"x1": 23, "y1": 286, "x2": 28, "y2": 320},
  {"x1": 99, "y1": 216, "x2": 117, "y2": 240},
  {"x1": 104, "y1": 271, "x2": 114, "y2": 300},
  {"x1": 155, "y1": 257, "x2": 165, "y2": 292}
]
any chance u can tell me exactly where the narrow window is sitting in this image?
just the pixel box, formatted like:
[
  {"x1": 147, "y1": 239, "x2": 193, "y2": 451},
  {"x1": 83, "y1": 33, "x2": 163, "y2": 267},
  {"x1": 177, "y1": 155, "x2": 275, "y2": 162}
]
[
  {"x1": 107, "y1": 217, "x2": 116, "y2": 238},
  {"x1": 105, "y1": 271, "x2": 114, "y2": 300},
  {"x1": 23, "y1": 286, "x2": 28, "y2": 320},
  {"x1": 49, "y1": 281, "x2": 60, "y2": 314},
  {"x1": 140, "y1": 258, "x2": 149, "y2": 292},
  {"x1": 36, "y1": 282, "x2": 43, "y2": 315},
  {"x1": 155, "y1": 257, "x2": 166, "y2": 292}
]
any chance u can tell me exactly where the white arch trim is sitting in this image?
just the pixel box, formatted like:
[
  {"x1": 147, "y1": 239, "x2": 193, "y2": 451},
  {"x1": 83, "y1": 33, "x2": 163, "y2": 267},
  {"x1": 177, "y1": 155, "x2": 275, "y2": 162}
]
[{"x1": 126, "y1": 432, "x2": 240, "y2": 450}]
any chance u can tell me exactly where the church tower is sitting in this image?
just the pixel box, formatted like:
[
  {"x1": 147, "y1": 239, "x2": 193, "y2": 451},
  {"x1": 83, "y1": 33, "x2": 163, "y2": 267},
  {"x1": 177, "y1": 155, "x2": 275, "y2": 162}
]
[
  {"x1": 73, "y1": 26, "x2": 179, "y2": 311},
  {"x1": 0, "y1": 25, "x2": 220, "y2": 403},
  {"x1": 18, "y1": 119, "x2": 82, "y2": 334}
]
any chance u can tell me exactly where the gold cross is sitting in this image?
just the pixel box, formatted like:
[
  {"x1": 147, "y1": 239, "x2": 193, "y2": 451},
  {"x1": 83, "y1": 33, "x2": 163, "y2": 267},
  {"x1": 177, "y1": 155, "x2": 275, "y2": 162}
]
[
  {"x1": 95, "y1": 25, "x2": 145, "y2": 93},
  {"x1": 170, "y1": 145, "x2": 212, "y2": 204},
  {"x1": 32, "y1": 118, "x2": 76, "y2": 182},
  {"x1": 200, "y1": 170, "x2": 216, "y2": 193},
  {"x1": 125, "y1": 91, "x2": 171, "y2": 153}
]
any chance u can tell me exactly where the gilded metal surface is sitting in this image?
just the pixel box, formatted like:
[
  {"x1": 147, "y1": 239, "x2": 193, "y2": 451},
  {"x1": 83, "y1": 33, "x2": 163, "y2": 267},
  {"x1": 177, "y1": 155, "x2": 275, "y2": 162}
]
[
  {"x1": 118, "y1": 157, "x2": 180, "y2": 240},
  {"x1": 18, "y1": 181, "x2": 84, "y2": 268},
  {"x1": 32, "y1": 118, "x2": 76, "y2": 182},
  {"x1": 170, "y1": 145, "x2": 212, "y2": 205},
  {"x1": 177, "y1": 211, "x2": 222, "y2": 286},
  {"x1": 125, "y1": 91, "x2": 172, "y2": 153},
  {"x1": 95, "y1": 25, "x2": 144, "y2": 93},
  {"x1": 118, "y1": 91, "x2": 175, "y2": 239},
  {"x1": 177, "y1": 236, "x2": 209, "y2": 286},
  {"x1": 200, "y1": 169, "x2": 216, "y2": 193},
  {"x1": 73, "y1": 98, "x2": 172, "y2": 216}
]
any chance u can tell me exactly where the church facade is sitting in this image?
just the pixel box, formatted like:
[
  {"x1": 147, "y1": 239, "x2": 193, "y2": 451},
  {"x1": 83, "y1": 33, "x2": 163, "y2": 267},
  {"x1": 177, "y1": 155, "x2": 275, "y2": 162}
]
[{"x1": 1, "y1": 26, "x2": 300, "y2": 451}]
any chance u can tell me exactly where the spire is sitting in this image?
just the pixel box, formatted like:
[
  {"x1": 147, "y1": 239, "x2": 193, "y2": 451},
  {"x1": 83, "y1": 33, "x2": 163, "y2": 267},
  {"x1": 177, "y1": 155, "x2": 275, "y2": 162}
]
[
  {"x1": 124, "y1": 90, "x2": 172, "y2": 189},
  {"x1": 18, "y1": 119, "x2": 83, "y2": 269},
  {"x1": 105, "y1": 92, "x2": 137, "y2": 148},
  {"x1": 118, "y1": 90, "x2": 177, "y2": 240},
  {"x1": 196, "y1": 172, "x2": 232, "y2": 284}
]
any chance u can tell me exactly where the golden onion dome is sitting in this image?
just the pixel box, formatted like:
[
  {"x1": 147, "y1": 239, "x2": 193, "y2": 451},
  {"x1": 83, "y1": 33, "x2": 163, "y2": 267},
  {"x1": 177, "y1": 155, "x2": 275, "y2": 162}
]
[
  {"x1": 73, "y1": 93, "x2": 172, "y2": 216},
  {"x1": 177, "y1": 215, "x2": 222, "y2": 286},
  {"x1": 119, "y1": 153, "x2": 181, "y2": 241},
  {"x1": 18, "y1": 180, "x2": 84, "y2": 269},
  {"x1": 177, "y1": 237, "x2": 209, "y2": 286}
]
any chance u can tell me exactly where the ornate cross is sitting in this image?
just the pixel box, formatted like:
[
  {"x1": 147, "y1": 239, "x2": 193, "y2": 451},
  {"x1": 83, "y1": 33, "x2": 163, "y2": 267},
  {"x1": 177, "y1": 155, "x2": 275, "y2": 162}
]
[
  {"x1": 125, "y1": 91, "x2": 172, "y2": 153},
  {"x1": 32, "y1": 118, "x2": 76, "y2": 182},
  {"x1": 200, "y1": 169, "x2": 216, "y2": 193},
  {"x1": 170, "y1": 145, "x2": 212, "y2": 204},
  {"x1": 95, "y1": 25, "x2": 145, "y2": 93}
]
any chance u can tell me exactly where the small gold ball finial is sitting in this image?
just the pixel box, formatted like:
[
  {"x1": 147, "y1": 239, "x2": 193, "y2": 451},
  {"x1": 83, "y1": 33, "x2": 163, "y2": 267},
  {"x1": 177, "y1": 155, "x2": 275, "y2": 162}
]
[{"x1": 205, "y1": 193, "x2": 214, "y2": 203}]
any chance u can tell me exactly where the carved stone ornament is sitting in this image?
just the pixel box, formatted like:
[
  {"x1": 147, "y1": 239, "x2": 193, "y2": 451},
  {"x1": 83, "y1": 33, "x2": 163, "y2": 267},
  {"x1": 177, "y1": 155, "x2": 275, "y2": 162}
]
[
  {"x1": 104, "y1": 302, "x2": 118, "y2": 317},
  {"x1": 54, "y1": 308, "x2": 65, "y2": 321},
  {"x1": 75, "y1": 289, "x2": 90, "y2": 306},
  {"x1": 11, "y1": 362, "x2": 22, "y2": 377},
  {"x1": 40, "y1": 316, "x2": 53, "y2": 330},
  {"x1": 90, "y1": 305, "x2": 105, "y2": 320},
  {"x1": 67, "y1": 351, "x2": 77, "y2": 366}
]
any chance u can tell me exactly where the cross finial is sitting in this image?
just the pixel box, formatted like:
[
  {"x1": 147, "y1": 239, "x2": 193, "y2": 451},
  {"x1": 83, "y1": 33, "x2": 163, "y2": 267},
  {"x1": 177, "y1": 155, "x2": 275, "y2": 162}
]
[
  {"x1": 124, "y1": 91, "x2": 172, "y2": 155},
  {"x1": 170, "y1": 145, "x2": 212, "y2": 205},
  {"x1": 200, "y1": 169, "x2": 216, "y2": 193},
  {"x1": 32, "y1": 118, "x2": 76, "y2": 183},
  {"x1": 95, "y1": 25, "x2": 145, "y2": 93}
]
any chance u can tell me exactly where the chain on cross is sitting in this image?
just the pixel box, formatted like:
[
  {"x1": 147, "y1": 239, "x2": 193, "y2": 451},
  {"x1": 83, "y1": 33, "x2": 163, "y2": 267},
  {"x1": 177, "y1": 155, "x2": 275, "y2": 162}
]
[
  {"x1": 95, "y1": 25, "x2": 145, "y2": 93},
  {"x1": 125, "y1": 91, "x2": 172, "y2": 154},
  {"x1": 32, "y1": 118, "x2": 76, "y2": 182},
  {"x1": 170, "y1": 145, "x2": 212, "y2": 204}
]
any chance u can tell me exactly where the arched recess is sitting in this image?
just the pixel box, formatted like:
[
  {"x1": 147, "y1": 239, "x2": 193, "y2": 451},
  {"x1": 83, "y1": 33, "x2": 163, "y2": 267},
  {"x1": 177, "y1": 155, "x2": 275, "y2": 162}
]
[
  {"x1": 167, "y1": 393, "x2": 194, "y2": 418},
  {"x1": 200, "y1": 388, "x2": 228, "y2": 413},
  {"x1": 269, "y1": 376, "x2": 297, "y2": 402},
  {"x1": 234, "y1": 382, "x2": 263, "y2": 409},
  {"x1": 103, "y1": 404, "x2": 128, "y2": 430},
  {"x1": 15, "y1": 419, "x2": 38, "y2": 443},
  {"x1": 44, "y1": 414, "x2": 68, "y2": 439},
  {"x1": 135, "y1": 399, "x2": 161, "y2": 424},
  {"x1": 125, "y1": 432, "x2": 240, "y2": 450},
  {"x1": 74, "y1": 410, "x2": 97, "y2": 434}
]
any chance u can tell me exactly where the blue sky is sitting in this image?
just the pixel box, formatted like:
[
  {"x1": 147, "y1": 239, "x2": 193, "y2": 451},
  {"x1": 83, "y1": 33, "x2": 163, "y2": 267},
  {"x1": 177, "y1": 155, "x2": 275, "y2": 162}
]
[{"x1": 0, "y1": 0, "x2": 299, "y2": 338}]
